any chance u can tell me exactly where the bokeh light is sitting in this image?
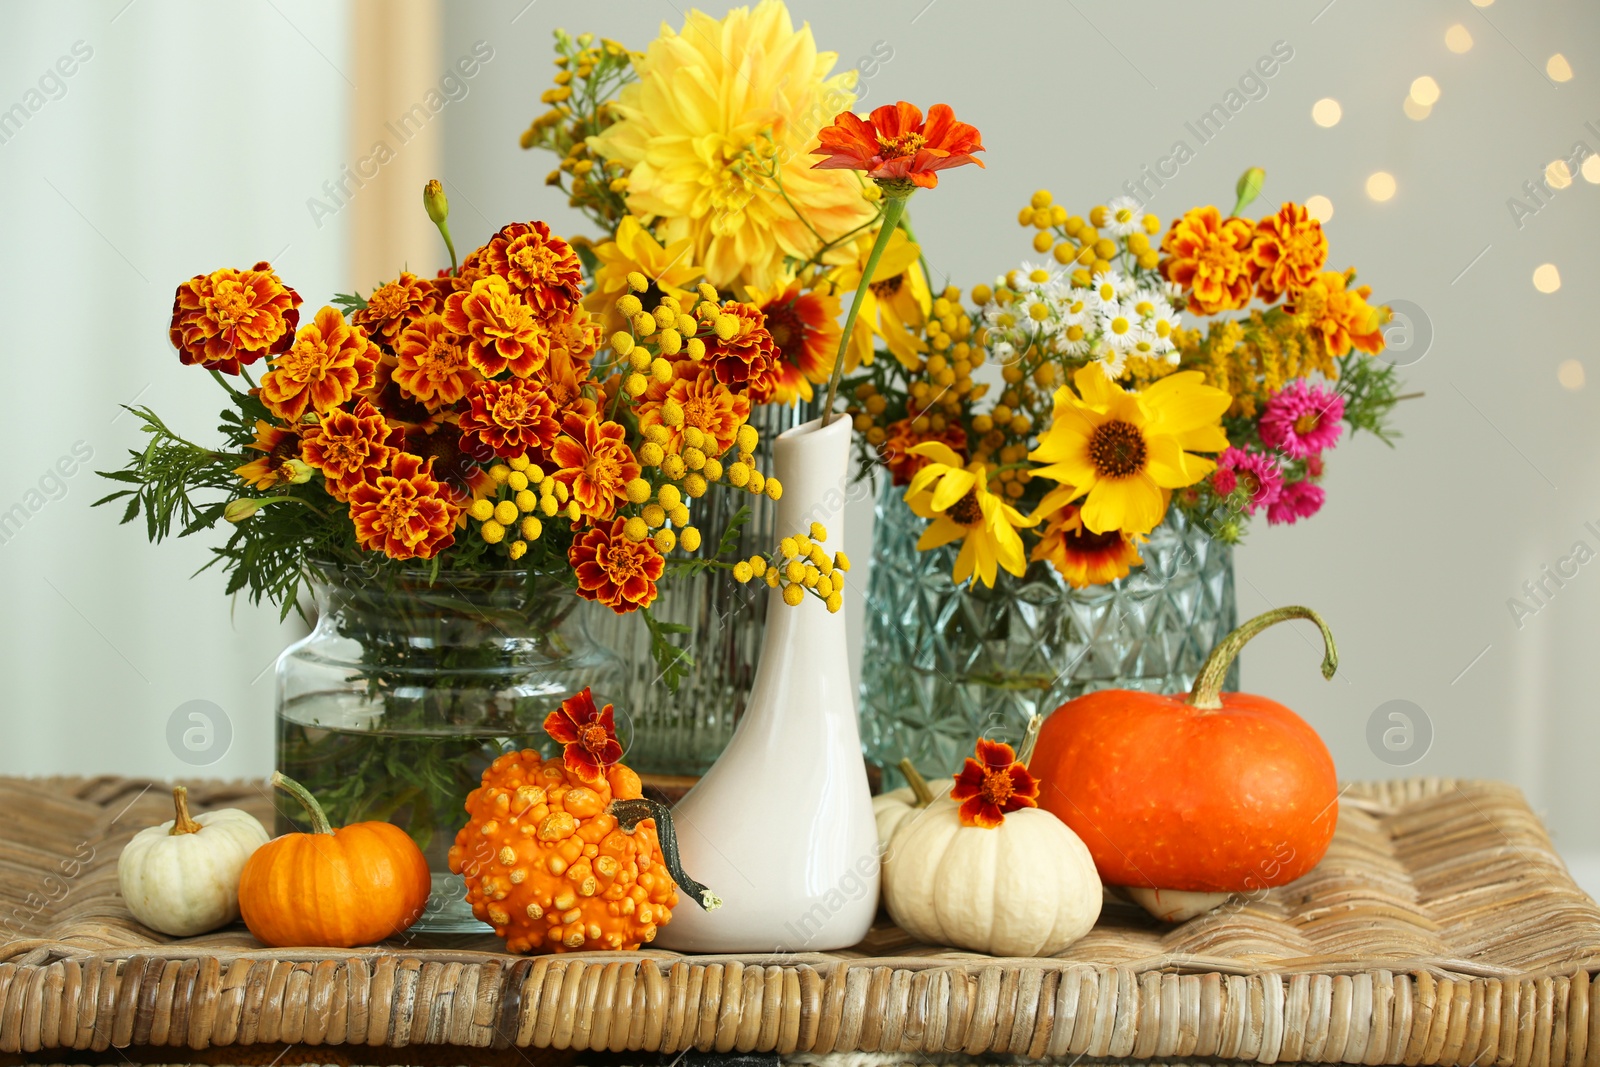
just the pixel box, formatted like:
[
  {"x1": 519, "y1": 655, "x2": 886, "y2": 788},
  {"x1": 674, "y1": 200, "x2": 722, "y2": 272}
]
[
  {"x1": 1312, "y1": 98, "x2": 1342, "y2": 127},
  {"x1": 1583, "y1": 155, "x2": 1600, "y2": 184},
  {"x1": 1546, "y1": 160, "x2": 1573, "y2": 190},
  {"x1": 1403, "y1": 97, "x2": 1432, "y2": 121},
  {"x1": 1547, "y1": 54, "x2": 1573, "y2": 82},
  {"x1": 1533, "y1": 264, "x2": 1562, "y2": 293},
  {"x1": 1366, "y1": 172, "x2": 1397, "y2": 201},
  {"x1": 1305, "y1": 195, "x2": 1334, "y2": 223},
  {"x1": 1558, "y1": 360, "x2": 1585, "y2": 391},
  {"x1": 1409, "y1": 76, "x2": 1441, "y2": 106},
  {"x1": 1445, "y1": 25, "x2": 1473, "y2": 53}
]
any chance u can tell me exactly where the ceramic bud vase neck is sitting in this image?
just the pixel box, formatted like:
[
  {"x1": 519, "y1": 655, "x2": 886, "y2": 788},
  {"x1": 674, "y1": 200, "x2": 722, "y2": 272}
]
[{"x1": 656, "y1": 415, "x2": 879, "y2": 952}]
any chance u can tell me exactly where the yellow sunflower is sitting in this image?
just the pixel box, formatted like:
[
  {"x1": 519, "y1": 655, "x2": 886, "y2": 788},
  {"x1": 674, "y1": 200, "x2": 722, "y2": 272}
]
[
  {"x1": 582, "y1": 216, "x2": 703, "y2": 335},
  {"x1": 828, "y1": 225, "x2": 931, "y2": 371},
  {"x1": 588, "y1": 0, "x2": 874, "y2": 292},
  {"x1": 905, "y1": 442, "x2": 1036, "y2": 588},
  {"x1": 1028, "y1": 365, "x2": 1230, "y2": 536}
]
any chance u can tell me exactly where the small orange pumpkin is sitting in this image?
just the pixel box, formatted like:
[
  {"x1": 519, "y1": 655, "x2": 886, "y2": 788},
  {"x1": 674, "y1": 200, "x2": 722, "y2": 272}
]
[
  {"x1": 238, "y1": 772, "x2": 431, "y2": 948},
  {"x1": 448, "y1": 688, "x2": 718, "y2": 954}
]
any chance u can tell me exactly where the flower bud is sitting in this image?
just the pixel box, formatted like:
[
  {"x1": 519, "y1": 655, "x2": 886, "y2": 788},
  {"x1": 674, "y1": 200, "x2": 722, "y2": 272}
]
[
  {"x1": 223, "y1": 498, "x2": 260, "y2": 523},
  {"x1": 423, "y1": 179, "x2": 449, "y2": 224},
  {"x1": 283, "y1": 459, "x2": 313, "y2": 485},
  {"x1": 1234, "y1": 167, "x2": 1266, "y2": 215}
]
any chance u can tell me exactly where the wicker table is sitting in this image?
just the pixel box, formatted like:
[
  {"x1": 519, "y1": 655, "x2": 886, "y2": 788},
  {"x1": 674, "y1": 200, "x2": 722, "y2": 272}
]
[{"x1": 1, "y1": 776, "x2": 1598, "y2": 1065}]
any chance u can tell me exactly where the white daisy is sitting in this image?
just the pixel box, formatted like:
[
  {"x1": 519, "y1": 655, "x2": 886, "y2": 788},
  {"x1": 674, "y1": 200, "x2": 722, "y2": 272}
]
[
  {"x1": 1105, "y1": 196, "x2": 1143, "y2": 238},
  {"x1": 1087, "y1": 270, "x2": 1125, "y2": 309},
  {"x1": 1098, "y1": 302, "x2": 1141, "y2": 352}
]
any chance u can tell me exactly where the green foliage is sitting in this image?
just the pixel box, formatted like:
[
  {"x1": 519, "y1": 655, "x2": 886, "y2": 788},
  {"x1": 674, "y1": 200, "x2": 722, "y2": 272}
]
[
  {"x1": 1336, "y1": 352, "x2": 1404, "y2": 445},
  {"x1": 641, "y1": 607, "x2": 693, "y2": 693}
]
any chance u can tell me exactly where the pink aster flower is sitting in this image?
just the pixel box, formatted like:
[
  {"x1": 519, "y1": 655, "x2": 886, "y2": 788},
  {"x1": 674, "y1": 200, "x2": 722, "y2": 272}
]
[
  {"x1": 1216, "y1": 447, "x2": 1283, "y2": 516},
  {"x1": 1267, "y1": 479, "x2": 1326, "y2": 525},
  {"x1": 1258, "y1": 380, "x2": 1344, "y2": 459},
  {"x1": 1211, "y1": 467, "x2": 1238, "y2": 496}
]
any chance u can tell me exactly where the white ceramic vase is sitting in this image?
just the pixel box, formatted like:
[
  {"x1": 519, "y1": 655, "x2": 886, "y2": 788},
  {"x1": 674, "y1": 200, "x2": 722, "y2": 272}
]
[{"x1": 655, "y1": 415, "x2": 880, "y2": 952}]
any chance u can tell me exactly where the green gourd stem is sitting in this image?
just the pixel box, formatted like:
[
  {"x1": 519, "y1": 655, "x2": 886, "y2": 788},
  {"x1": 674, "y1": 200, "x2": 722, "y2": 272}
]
[
  {"x1": 1016, "y1": 715, "x2": 1043, "y2": 769},
  {"x1": 1187, "y1": 605, "x2": 1337, "y2": 710},
  {"x1": 270, "y1": 770, "x2": 335, "y2": 836},
  {"x1": 610, "y1": 798, "x2": 722, "y2": 912},
  {"x1": 820, "y1": 191, "x2": 910, "y2": 426},
  {"x1": 898, "y1": 759, "x2": 934, "y2": 808},
  {"x1": 169, "y1": 786, "x2": 201, "y2": 836}
]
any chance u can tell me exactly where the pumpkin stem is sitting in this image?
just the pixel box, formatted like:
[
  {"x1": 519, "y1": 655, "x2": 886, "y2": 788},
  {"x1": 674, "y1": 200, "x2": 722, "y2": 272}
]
[
  {"x1": 1187, "y1": 605, "x2": 1338, "y2": 710},
  {"x1": 610, "y1": 798, "x2": 722, "y2": 912},
  {"x1": 1016, "y1": 716, "x2": 1043, "y2": 769},
  {"x1": 169, "y1": 785, "x2": 202, "y2": 836},
  {"x1": 898, "y1": 759, "x2": 935, "y2": 808},
  {"x1": 269, "y1": 771, "x2": 335, "y2": 836}
]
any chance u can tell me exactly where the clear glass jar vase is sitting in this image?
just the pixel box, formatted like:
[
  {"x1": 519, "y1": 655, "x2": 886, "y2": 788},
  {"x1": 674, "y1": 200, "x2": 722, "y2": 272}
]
[
  {"x1": 860, "y1": 479, "x2": 1238, "y2": 786},
  {"x1": 274, "y1": 562, "x2": 620, "y2": 932}
]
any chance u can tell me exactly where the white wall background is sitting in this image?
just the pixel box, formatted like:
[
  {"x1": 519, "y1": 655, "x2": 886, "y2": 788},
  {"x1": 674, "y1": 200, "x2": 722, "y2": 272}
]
[{"x1": 5, "y1": 0, "x2": 1600, "y2": 890}]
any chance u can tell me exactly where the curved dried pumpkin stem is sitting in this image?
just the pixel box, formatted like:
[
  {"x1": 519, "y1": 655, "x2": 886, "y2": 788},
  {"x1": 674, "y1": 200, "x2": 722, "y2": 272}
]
[
  {"x1": 610, "y1": 798, "x2": 722, "y2": 912},
  {"x1": 1188, "y1": 605, "x2": 1338, "y2": 710},
  {"x1": 270, "y1": 771, "x2": 334, "y2": 836},
  {"x1": 1016, "y1": 716, "x2": 1043, "y2": 769},
  {"x1": 169, "y1": 786, "x2": 202, "y2": 836},
  {"x1": 897, "y1": 759, "x2": 935, "y2": 808}
]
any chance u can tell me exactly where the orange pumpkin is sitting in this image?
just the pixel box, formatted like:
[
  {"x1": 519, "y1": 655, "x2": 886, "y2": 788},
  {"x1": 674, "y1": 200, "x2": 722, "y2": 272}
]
[
  {"x1": 1030, "y1": 606, "x2": 1340, "y2": 895},
  {"x1": 238, "y1": 772, "x2": 431, "y2": 947},
  {"x1": 448, "y1": 688, "x2": 719, "y2": 953}
]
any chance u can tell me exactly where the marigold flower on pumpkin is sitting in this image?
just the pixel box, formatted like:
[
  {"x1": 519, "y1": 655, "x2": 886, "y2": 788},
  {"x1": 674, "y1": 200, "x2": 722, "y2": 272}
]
[
  {"x1": 1159, "y1": 206, "x2": 1259, "y2": 315},
  {"x1": 549, "y1": 414, "x2": 641, "y2": 520},
  {"x1": 949, "y1": 737, "x2": 1039, "y2": 828},
  {"x1": 259, "y1": 306, "x2": 380, "y2": 421},
  {"x1": 442, "y1": 274, "x2": 550, "y2": 378},
  {"x1": 392, "y1": 313, "x2": 477, "y2": 408},
  {"x1": 169, "y1": 262, "x2": 301, "y2": 374},
  {"x1": 1251, "y1": 203, "x2": 1327, "y2": 302},
  {"x1": 636, "y1": 360, "x2": 750, "y2": 456},
  {"x1": 812, "y1": 101, "x2": 985, "y2": 190},
  {"x1": 569, "y1": 515, "x2": 665, "y2": 613},
  {"x1": 346, "y1": 452, "x2": 461, "y2": 560},
  {"x1": 1030, "y1": 503, "x2": 1143, "y2": 590},
  {"x1": 1292, "y1": 270, "x2": 1386, "y2": 357},
  {"x1": 233, "y1": 421, "x2": 302, "y2": 489},
  {"x1": 748, "y1": 276, "x2": 841, "y2": 403},
  {"x1": 879, "y1": 417, "x2": 966, "y2": 487},
  {"x1": 351, "y1": 271, "x2": 442, "y2": 349},
  {"x1": 904, "y1": 443, "x2": 1036, "y2": 589},
  {"x1": 459, "y1": 376, "x2": 562, "y2": 459},
  {"x1": 402, "y1": 421, "x2": 496, "y2": 511},
  {"x1": 542, "y1": 687, "x2": 624, "y2": 783},
  {"x1": 704, "y1": 301, "x2": 782, "y2": 404},
  {"x1": 481, "y1": 220, "x2": 584, "y2": 314},
  {"x1": 299, "y1": 399, "x2": 396, "y2": 501},
  {"x1": 582, "y1": 216, "x2": 703, "y2": 335}
]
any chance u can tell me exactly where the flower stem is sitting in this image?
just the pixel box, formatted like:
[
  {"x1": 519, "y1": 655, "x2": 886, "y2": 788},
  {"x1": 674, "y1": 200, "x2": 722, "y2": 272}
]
[
  {"x1": 821, "y1": 192, "x2": 910, "y2": 426},
  {"x1": 1187, "y1": 605, "x2": 1336, "y2": 710}
]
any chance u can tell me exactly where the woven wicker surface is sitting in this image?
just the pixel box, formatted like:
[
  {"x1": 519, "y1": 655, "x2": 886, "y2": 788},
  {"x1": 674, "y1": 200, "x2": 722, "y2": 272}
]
[{"x1": 0, "y1": 776, "x2": 1597, "y2": 1063}]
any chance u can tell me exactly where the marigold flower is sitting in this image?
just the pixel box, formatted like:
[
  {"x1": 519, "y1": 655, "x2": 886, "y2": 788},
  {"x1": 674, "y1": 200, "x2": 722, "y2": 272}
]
[
  {"x1": 442, "y1": 274, "x2": 549, "y2": 378},
  {"x1": 346, "y1": 452, "x2": 461, "y2": 560},
  {"x1": 1292, "y1": 271, "x2": 1386, "y2": 357},
  {"x1": 299, "y1": 399, "x2": 397, "y2": 501},
  {"x1": 392, "y1": 313, "x2": 477, "y2": 408},
  {"x1": 879, "y1": 418, "x2": 967, "y2": 487},
  {"x1": 538, "y1": 343, "x2": 600, "y2": 420},
  {"x1": 748, "y1": 277, "x2": 842, "y2": 403},
  {"x1": 569, "y1": 515, "x2": 665, "y2": 613},
  {"x1": 549, "y1": 414, "x2": 641, "y2": 520},
  {"x1": 259, "y1": 306, "x2": 380, "y2": 421},
  {"x1": 542, "y1": 687, "x2": 624, "y2": 782},
  {"x1": 949, "y1": 737, "x2": 1039, "y2": 828},
  {"x1": 402, "y1": 421, "x2": 496, "y2": 510},
  {"x1": 169, "y1": 262, "x2": 301, "y2": 374},
  {"x1": 1251, "y1": 203, "x2": 1328, "y2": 302},
  {"x1": 1158, "y1": 206, "x2": 1259, "y2": 315},
  {"x1": 233, "y1": 421, "x2": 302, "y2": 489},
  {"x1": 636, "y1": 360, "x2": 750, "y2": 456},
  {"x1": 812, "y1": 101, "x2": 985, "y2": 191},
  {"x1": 459, "y1": 376, "x2": 562, "y2": 459},
  {"x1": 481, "y1": 220, "x2": 584, "y2": 314},
  {"x1": 703, "y1": 301, "x2": 782, "y2": 404},
  {"x1": 1030, "y1": 503, "x2": 1143, "y2": 590},
  {"x1": 351, "y1": 271, "x2": 443, "y2": 349}
]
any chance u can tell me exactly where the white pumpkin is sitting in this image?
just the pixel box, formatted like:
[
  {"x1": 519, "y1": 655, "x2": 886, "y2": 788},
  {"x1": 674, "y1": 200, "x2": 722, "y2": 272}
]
[
  {"x1": 873, "y1": 780, "x2": 950, "y2": 848},
  {"x1": 117, "y1": 786, "x2": 269, "y2": 937},
  {"x1": 882, "y1": 795, "x2": 1101, "y2": 957}
]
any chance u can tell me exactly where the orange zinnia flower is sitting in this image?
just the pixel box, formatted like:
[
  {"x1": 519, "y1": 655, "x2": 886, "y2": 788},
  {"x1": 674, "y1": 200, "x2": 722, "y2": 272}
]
[
  {"x1": 346, "y1": 452, "x2": 460, "y2": 560},
  {"x1": 637, "y1": 360, "x2": 750, "y2": 456},
  {"x1": 1251, "y1": 203, "x2": 1328, "y2": 302},
  {"x1": 259, "y1": 307, "x2": 380, "y2": 421},
  {"x1": 169, "y1": 262, "x2": 301, "y2": 374},
  {"x1": 1293, "y1": 270, "x2": 1386, "y2": 357},
  {"x1": 441, "y1": 274, "x2": 549, "y2": 378},
  {"x1": 569, "y1": 516, "x2": 665, "y2": 614},
  {"x1": 1030, "y1": 504, "x2": 1143, "y2": 590},
  {"x1": 949, "y1": 737, "x2": 1039, "y2": 829},
  {"x1": 458, "y1": 376, "x2": 562, "y2": 459},
  {"x1": 750, "y1": 279, "x2": 841, "y2": 404},
  {"x1": 704, "y1": 301, "x2": 782, "y2": 404},
  {"x1": 482, "y1": 221, "x2": 584, "y2": 314},
  {"x1": 299, "y1": 399, "x2": 396, "y2": 501},
  {"x1": 542, "y1": 687, "x2": 623, "y2": 782},
  {"x1": 549, "y1": 414, "x2": 640, "y2": 521},
  {"x1": 233, "y1": 421, "x2": 302, "y2": 489},
  {"x1": 812, "y1": 101, "x2": 985, "y2": 190},
  {"x1": 351, "y1": 271, "x2": 442, "y2": 349},
  {"x1": 393, "y1": 314, "x2": 477, "y2": 408},
  {"x1": 878, "y1": 417, "x2": 967, "y2": 487},
  {"x1": 1158, "y1": 206, "x2": 1259, "y2": 315}
]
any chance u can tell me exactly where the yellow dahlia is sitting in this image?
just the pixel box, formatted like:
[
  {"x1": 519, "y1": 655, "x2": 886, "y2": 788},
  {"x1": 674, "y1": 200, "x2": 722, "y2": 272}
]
[
  {"x1": 589, "y1": 0, "x2": 874, "y2": 291},
  {"x1": 904, "y1": 442, "x2": 1035, "y2": 589},
  {"x1": 582, "y1": 216, "x2": 703, "y2": 335}
]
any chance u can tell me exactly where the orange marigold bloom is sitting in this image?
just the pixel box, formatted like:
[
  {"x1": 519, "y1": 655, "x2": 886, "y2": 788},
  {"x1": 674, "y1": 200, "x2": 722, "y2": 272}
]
[
  {"x1": 1294, "y1": 270, "x2": 1387, "y2": 357},
  {"x1": 705, "y1": 301, "x2": 782, "y2": 404},
  {"x1": 1159, "y1": 206, "x2": 1259, "y2": 315},
  {"x1": 393, "y1": 314, "x2": 477, "y2": 408},
  {"x1": 482, "y1": 221, "x2": 584, "y2": 314},
  {"x1": 539, "y1": 345, "x2": 599, "y2": 420},
  {"x1": 441, "y1": 274, "x2": 549, "y2": 378},
  {"x1": 351, "y1": 271, "x2": 443, "y2": 349},
  {"x1": 234, "y1": 421, "x2": 302, "y2": 489},
  {"x1": 299, "y1": 399, "x2": 397, "y2": 501},
  {"x1": 948, "y1": 738, "x2": 1039, "y2": 829},
  {"x1": 637, "y1": 360, "x2": 749, "y2": 456},
  {"x1": 458, "y1": 376, "x2": 562, "y2": 459},
  {"x1": 750, "y1": 279, "x2": 841, "y2": 404},
  {"x1": 545, "y1": 305, "x2": 604, "y2": 369},
  {"x1": 812, "y1": 101, "x2": 985, "y2": 190},
  {"x1": 402, "y1": 421, "x2": 496, "y2": 511},
  {"x1": 569, "y1": 516, "x2": 665, "y2": 614},
  {"x1": 1031, "y1": 504, "x2": 1143, "y2": 590},
  {"x1": 347, "y1": 452, "x2": 460, "y2": 560},
  {"x1": 549, "y1": 414, "x2": 640, "y2": 521},
  {"x1": 1251, "y1": 203, "x2": 1328, "y2": 302},
  {"x1": 259, "y1": 307, "x2": 380, "y2": 422},
  {"x1": 878, "y1": 417, "x2": 966, "y2": 486},
  {"x1": 169, "y1": 262, "x2": 301, "y2": 374}
]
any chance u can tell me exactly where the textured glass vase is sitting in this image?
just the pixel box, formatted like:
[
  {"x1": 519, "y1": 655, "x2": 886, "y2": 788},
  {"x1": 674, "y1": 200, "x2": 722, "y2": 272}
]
[{"x1": 860, "y1": 479, "x2": 1238, "y2": 785}]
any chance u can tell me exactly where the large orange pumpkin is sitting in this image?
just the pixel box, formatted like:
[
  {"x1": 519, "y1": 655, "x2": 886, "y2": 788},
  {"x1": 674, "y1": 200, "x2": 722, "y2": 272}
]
[
  {"x1": 238, "y1": 773, "x2": 432, "y2": 947},
  {"x1": 1030, "y1": 606, "x2": 1340, "y2": 895}
]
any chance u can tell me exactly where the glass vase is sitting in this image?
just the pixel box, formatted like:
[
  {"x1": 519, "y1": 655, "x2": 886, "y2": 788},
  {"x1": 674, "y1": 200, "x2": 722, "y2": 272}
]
[
  {"x1": 860, "y1": 479, "x2": 1238, "y2": 787},
  {"x1": 274, "y1": 562, "x2": 620, "y2": 933}
]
